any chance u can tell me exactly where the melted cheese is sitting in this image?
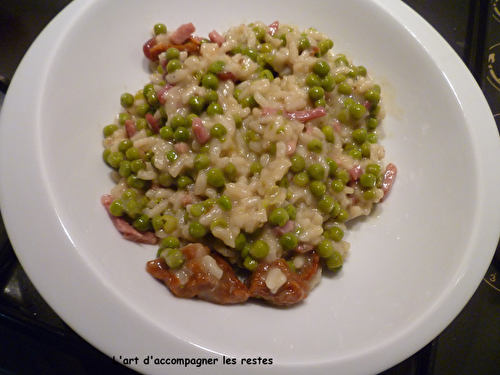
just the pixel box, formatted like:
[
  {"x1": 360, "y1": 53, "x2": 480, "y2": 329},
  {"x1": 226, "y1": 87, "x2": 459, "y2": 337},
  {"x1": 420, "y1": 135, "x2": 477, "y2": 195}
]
[
  {"x1": 265, "y1": 267, "x2": 287, "y2": 294},
  {"x1": 200, "y1": 255, "x2": 223, "y2": 279}
]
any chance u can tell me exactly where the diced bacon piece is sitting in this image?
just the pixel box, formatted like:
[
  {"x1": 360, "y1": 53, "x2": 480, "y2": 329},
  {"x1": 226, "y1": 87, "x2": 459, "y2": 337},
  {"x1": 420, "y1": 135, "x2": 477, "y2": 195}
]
[
  {"x1": 145, "y1": 113, "x2": 160, "y2": 134},
  {"x1": 101, "y1": 195, "x2": 158, "y2": 245},
  {"x1": 192, "y1": 117, "x2": 210, "y2": 144},
  {"x1": 124, "y1": 119, "x2": 137, "y2": 138},
  {"x1": 332, "y1": 119, "x2": 342, "y2": 134},
  {"x1": 143, "y1": 37, "x2": 158, "y2": 61},
  {"x1": 272, "y1": 220, "x2": 294, "y2": 236},
  {"x1": 217, "y1": 71, "x2": 237, "y2": 81},
  {"x1": 157, "y1": 84, "x2": 173, "y2": 105},
  {"x1": 381, "y1": 163, "x2": 397, "y2": 201},
  {"x1": 286, "y1": 140, "x2": 297, "y2": 156},
  {"x1": 349, "y1": 165, "x2": 362, "y2": 180},
  {"x1": 181, "y1": 192, "x2": 194, "y2": 206},
  {"x1": 284, "y1": 107, "x2": 327, "y2": 122},
  {"x1": 174, "y1": 142, "x2": 189, "y2": 154},
  {"x1": 170, "y1": 23, "x2": 196, "y2": 45},
  {"x1": 208, "y1": 30, "x2": 225, "y2": 46},
  {"x1": 268, "y1": 21, "x2": 279, "y2": 36},
  {"x1": 146, "y1": 243, "x2": 250, "y2": 304},
  {"x1": 249, "y1": 258, "x2": 309, "y2": 306}
]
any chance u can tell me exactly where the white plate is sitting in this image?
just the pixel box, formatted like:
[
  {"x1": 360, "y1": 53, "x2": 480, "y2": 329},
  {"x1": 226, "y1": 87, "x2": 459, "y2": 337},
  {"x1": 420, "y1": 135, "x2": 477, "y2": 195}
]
[{"x1": 1, "y1": 0, "x2": 499, "y2": 374}]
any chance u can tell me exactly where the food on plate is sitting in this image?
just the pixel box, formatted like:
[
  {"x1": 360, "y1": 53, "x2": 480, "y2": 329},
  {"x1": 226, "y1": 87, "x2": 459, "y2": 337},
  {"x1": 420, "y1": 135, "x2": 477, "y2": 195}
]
[{"x1": 101, "y1": 21, "x2": 396, "y2": 306}]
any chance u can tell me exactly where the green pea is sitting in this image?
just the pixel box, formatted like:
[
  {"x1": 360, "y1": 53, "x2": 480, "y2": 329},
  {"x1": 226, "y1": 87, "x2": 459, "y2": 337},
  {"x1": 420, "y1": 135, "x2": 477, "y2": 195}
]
[
  {"x1": 322, "y1": 73, "x2": 335, "y2": 92},
  {"x1": 365, "y1": 89, "x2": 381, "y2": 104},
  {"x1": 173, "y1": 126, "x2": 190, "y2": 142},
  {"x1": 160, "y1": 125, "x2": 173, "y2": 140},
  {"x1": 353, "y1": 128, "x2": 367, "y2": 143},
  {"x1": 148, "y1": 216, "x2": 163, "y2": 233},
  {"x1": 170, "y1": 114, "x2": 187, "y2": 130},
  {"x1": 306, "y1": 163, "x2": 325, "y2": 180},
  {"x1": 107, "y1": 151, "x2": 124, "y2": 168},
  {"x1": 313, "y1": 59, "x2": 330, "y2": 77},
  {"x1": 350, "y1": 103, "x2": 367, "y2": 120},
  {"x1": 317, "y1": 239, "x2": 334, "y2": 258},
  {"x1": 208, "y1": 123, "x2": 226, "y2": 139},
  {"x1": 210, "y1": 218, "x2": 228, "y2": 230},
  {"x1": 335, "y1": 169, "x2": 350, "y2": 184},
  {"x1": 190, "y1": 203, "x2": 206, "y2": 217},
  {"x1": 194, "y1": 153, "x2": 210, "y2": 170},
  {"x1": 136, "y1": 103, "x2": 151, "y2": 118},
  {"x1": 269, "y1": 207, "x2": 289, "y2": 226},
  {"x1": 235, "y1": 233, "x2": 247, "y2": 251},
  {"x1": 348, "y1": 147, "x2": 362, "y2": 159},
  {"x1": 161, "y1": 248, "x2": 184, "y2": 269},
  {"x1": 366, "y1": 117, "x2": 378, "y2": 130},
  {"x1": 121, "y1": 188, "x2": 137, "y2": 200},
  {"x1": 177, "y1": 175, "x2": 193, "y2": 188},
  {"x1": 124, "y1": 199, "x2": 142, "y2": 218},
  {"x1": 233, "y1": 115, "x2": 243, "y2": 128},
  {"x1": 328, "y1": 226, "x2": 344, "y2": 242},
  {"x1": 334, "y1": 73, "x2": 346, "y2": 84},
  {"x1": 153, "y1": 23, "x2": 167, "y2": 35},
  {"x1": 253, "y1": 25, "x2": 266, "y2": 41},
  {"x1": 205, "y1": 89, "x2": 219, "y2": 103},
  {"x1": 335, "y1": 54, "x2": 348, "y2": 66},
  {"x1": 310, "y1": 181, "x2": 326, "y2": 196},
  {"x1": 325, "y1": 251, "x2": 343, "y2": 269},
  {"x1": 127, "y1": 174, "x2": 147, "y2": 190},
  {"x1": 117, "y1": 139, "x2": 132, "y2": 153},
  {"x1": 133, "y1": 214, "x2": 150, "y2": 231},
  {"x1": 258, "y1": 69, "x2": 274, "y2": 81},
  {"x1": 147, "y1": 91, "x2": 160, "y2": 107},
  {"x1": 189, "y1": 221, "x2": 207, "y2": 238},
  {"x1": 308, "y1": 86, "x2": 325, "y2": 101},
  {"x1": 250, "y1": 240, "x2": 269, "y2": 260},
  {"x1": 103, "y1": 124, "x2": 118, "y2": 137},
  {"x1": 292, "y1": 171, "x2": 309, "y2": 186},
  {"x1": 317, "y1": 196, "x2": 336, "y2": 214},
  {"x1": 240, "y1": 95, "x2": 258, "y2": 108},
  {"x1": 186, "y1": 113, "x2": 198, "y2": 126},
  {"x1": 223, "y1": 163, "x2": 237, "y2": 181},
  {"x1": 318, "y1": 39, "x2": 334, "y2": 55},
  {"x1": 166, "y1": 150, "x2": 178, "y2": 162},
  {"x1": 362, "y1": 187, "x2": 377, "y2": 200},
  {"x1": 189, "y1": 96, "x2": 206, "y2": 114},
  {"x1": 250, "y1": 161, "x2": 262, "y2": 175},
  {"x1": 207, "y1": 167, "x2": 225, "y2": 187},
  {"x1": 162, "y1": 215, "x2": 177, "y2": 233},
  {"x1": 366, "y1": 163, "x2": 382, "y2": 176},
  {"x1": 367, "y1": 133, "x2": 378, "y2": 143},
  {"x1": 130, "y1": 159, "x2": 145, "y2": 174},
  {"x1": 166, "y1": 59, "x2": 182, "y2": 74},
  {"x1": 298, "y1": 36, "x2": 311, "y2": 52},
  {"x1": 279, "y1": 232, "x2": 298, "y2": 251},
  {"x1": 338, "y1": 82, "x2": 352, "y2": 95},
  {"x1": 120, "y1": 93, "x2": 134, "y2": 108},
  {"x1": 118, "y1": 160, "x2": 132, "y2": 177},
  {"x1": 208, "y1": 60, "x2": 225, "y2": 75},
  {"x1": 336, "y1": 209, "x2": 348, "y2": 222},
  {"x1": 306, "y1": 73, "x2": 321, "y2": 88},
  {"x1": 286, "y1": 204, "x2": 297, "y2": 220},
  {"x1": 136, "y1": 118, "x2": 148, "y2": 131},
  {"x1": 243, "y1": 256, "x2": 258, "y2": 271},
  {"x1": 201, "y1": 73, "x2": 219, "y2": 90},
  {"x1": 290, "y1": 154, "x2": 305, "y2": 172},
  {"x1": 331, "y1": 179, "x2": 344, "y2": 192},
  {"x1": 242, "y1": 45, "x2": 258, "y2": 61},
  {"x1": 307, "y1": 139, "x2": 323, "y2": 153},
  {"x1": 217, "y1": 195, "x2": 232, "y2": 211},
  {"x1": 109, "y1": 200, "x2": 125, "y2": 217}
]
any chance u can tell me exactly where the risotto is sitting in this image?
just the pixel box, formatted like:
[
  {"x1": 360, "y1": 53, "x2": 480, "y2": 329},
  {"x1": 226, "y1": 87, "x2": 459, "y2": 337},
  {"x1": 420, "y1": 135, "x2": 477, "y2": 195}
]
[{"x1": 101, "y1": 21, "x2": 397, "y2": 306}]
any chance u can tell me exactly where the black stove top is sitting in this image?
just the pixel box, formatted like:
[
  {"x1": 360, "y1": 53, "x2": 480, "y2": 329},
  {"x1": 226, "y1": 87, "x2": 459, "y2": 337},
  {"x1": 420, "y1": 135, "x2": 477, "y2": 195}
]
[{"x1": 1, "y1": 1, "x2": 499, "y2": 374}]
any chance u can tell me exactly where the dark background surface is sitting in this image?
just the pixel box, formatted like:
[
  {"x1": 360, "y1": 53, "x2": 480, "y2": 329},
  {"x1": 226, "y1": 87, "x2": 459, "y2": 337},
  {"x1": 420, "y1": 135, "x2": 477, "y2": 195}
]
[{"x1": 1, "y1": 0, "x2": 499, "y2": 374}]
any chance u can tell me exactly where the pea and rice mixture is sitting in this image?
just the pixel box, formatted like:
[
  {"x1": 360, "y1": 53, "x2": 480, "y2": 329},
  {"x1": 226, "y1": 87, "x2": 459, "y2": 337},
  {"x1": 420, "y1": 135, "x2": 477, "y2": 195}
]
[{"x1": 101, "y1": 21, "x2": 396, "y2": 306}]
